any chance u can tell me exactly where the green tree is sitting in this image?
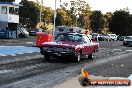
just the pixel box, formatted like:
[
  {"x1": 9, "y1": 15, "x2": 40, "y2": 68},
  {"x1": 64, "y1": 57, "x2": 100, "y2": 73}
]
[
  {"x1": 109, "y1": 10, "x2": 132, "y2": 35},
  {"x1": 41, "y1": 7, "x2": 53, "y2": 27},
  {"x1": 19, "y1": 0, "x2": 40, "y2": 29},
  {"x1": 130, "y1": 15, "x2": 132, "y2": 34},
  {"x1": 90, "y1": 10, "x2": 105, "y2": 33},
  {"x1": 60, "y1": 2, "x2": 76, "y2": 27},
  {"x1": 70, "y1": 0, "x2": 91, "y2": 27},
  {"x1": 67, "y1": 8, "x2": 76, "y2": 26},
  {"x1": 78, "y1": 4, "x2": 91, "y2": 29},
  {"x1": 55, "y1": 8, "x2": 72, "y2": 26},
  {"x1": 102, "y1": 12, "x2": 113, "y2": 33}
]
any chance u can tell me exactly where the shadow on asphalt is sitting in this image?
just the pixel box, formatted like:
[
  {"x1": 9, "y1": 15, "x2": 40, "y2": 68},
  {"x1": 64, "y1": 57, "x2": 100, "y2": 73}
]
[{"x1": 44, "y1": 57, "x2": 93, "y2": 64}]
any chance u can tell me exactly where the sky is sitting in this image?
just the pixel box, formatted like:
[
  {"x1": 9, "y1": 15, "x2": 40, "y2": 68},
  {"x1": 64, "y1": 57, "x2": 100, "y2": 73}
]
[{"x1": 15, "y1": 0, "x2": 132, "y2": 14}]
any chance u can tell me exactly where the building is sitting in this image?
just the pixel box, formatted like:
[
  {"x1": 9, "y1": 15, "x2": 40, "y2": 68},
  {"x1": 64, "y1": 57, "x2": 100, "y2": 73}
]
[{"x1": 0, "y1": 2, "x2": 20, "y2": 38}]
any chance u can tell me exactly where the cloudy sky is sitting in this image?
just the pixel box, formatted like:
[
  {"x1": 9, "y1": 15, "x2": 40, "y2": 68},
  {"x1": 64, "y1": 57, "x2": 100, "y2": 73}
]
[{"x1": 15, "y1": 0, "x2": 132, "y2": 14}]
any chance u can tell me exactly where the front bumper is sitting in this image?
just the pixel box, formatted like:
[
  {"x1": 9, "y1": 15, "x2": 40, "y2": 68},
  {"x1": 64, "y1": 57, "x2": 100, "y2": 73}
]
[
  {"x1": 40, "y1": 46, "x2": 76, "y2": 57},
  {"x1": 40, "y1": 50, "x2": 75, "y2": 57}
]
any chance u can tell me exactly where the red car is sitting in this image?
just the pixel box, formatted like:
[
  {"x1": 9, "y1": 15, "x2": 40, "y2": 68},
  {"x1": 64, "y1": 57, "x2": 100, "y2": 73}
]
[{"x1": 40, "y1": 33, "x2": 99, "y2": 62}]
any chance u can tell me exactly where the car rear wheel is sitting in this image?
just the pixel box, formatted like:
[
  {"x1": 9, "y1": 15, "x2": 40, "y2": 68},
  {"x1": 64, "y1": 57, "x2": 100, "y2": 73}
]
[
  {"x1": 44, "y1": 55, "x2": 51, "y2": 61},
  {"x1": 88, "y1": 53, "x2": 94, "y2": 59},
  {"x1": 74, "y1": 53, "x2": 81, "y2": 62}
]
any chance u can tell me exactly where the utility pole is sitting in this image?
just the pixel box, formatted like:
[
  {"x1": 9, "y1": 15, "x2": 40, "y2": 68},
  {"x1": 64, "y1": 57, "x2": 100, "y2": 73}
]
[{"x1": 53, "y1": 0, "x2": 57, "y2": 38}]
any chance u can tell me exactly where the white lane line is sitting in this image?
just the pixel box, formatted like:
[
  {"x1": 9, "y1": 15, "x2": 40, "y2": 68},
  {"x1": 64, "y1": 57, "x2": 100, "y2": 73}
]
[
  {"x1": 113, "y1": 49, "x2": 122, "y2": 51},
  {"x1": 27, "y1": 52, "x2": 33, "y2": 53},
  {"x1": 0, "y1": 54, "x2": 16, "y2": 56},
  {"x1": 26, "y1": 42, "x2": 34, "y2": 44},
  {"x1": 18, "y1": 53, "x2": 24, "y2": 54},
  {"x1": 0, "y1": 54, "x2": 7, "y2": 56},
  {"x1": 0, "y1": 70, "x2": 13, "y2": 74},
  {"x1": 10, "y1": 54, "x2": 16, "y2": 56},
  {"x1": 126, "y1": 50, "x2": 132, "y2": 52},
  {"x1": 0, "y1": 46, "x2": 25, "y2": 47},
  {"x1": 15, "y1": 46, "x2": 25, "y2": 47},
  {"x1": 0, "y1": 46, "x2": 6, "y2": 47}
]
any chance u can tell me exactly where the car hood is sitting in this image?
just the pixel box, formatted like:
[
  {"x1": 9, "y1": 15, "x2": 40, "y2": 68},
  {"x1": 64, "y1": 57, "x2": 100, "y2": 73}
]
[{"x1": 42, "y1": 41, "x2": 83, "y2": 48}]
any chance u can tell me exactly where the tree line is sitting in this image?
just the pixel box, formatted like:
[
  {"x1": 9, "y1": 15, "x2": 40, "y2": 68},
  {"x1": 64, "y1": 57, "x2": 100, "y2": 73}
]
[{"x1": 1, "y1": 0, "x2": 132, "y2": 35}]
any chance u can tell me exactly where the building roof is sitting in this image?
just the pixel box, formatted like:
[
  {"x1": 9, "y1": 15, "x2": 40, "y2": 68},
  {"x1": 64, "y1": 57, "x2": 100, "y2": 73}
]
[{"x1": 0, "y1": 2, "x2": 21, "y2": 6}]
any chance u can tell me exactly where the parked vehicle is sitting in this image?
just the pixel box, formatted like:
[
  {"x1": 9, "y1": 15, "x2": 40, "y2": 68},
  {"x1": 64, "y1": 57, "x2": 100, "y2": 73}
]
[
  {"x1": 91, "y1": 33, "x2": 100, "y2": 41},
  {"x1": 99, "y1": 34, "x2": 111, "y2": 41},
  {"x1": 118, "y1": 36, "x2": 126, "y2": 41},
  {"x1": 87, "y1": 34, "x2": 92, "y2": 39},
  {"x1": 108, "y1": 34, "x2": 117, "y2": 41},
  {"x1": 29, "y1": 28, "x2": 42, "y2": 36},
  {"x1": 123, "y1": 36, "x2": 132, "y2": 46},
  {"x1": 40, "y1": 32, "x2": 99, "y2": 62}
]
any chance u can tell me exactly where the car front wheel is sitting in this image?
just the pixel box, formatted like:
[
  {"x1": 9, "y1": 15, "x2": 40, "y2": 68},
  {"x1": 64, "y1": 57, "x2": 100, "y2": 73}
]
[
  {"x1": 74, "y1": 53, "x2": 81, "y2": 62},
  {"x1": 88, "y1": 53, "x2": 94, "y2": 59}
]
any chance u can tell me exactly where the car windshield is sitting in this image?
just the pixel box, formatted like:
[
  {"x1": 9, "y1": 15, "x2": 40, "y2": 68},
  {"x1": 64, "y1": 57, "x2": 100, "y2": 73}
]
[{"x1": 54, "y1": 34, "x2": 83, "y2": 42}]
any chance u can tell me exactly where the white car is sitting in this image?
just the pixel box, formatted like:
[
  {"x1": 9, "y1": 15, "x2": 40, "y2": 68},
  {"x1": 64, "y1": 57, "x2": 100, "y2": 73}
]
[
  {"x1": 108, "y1": 34, "x2": 117, "y2": 41},
  {"x1": 123, "y1": 36, "x2": 132, "y2": 46},
  {"x1": 91, "y1": 33, "x2": 100, "y2": 41}
]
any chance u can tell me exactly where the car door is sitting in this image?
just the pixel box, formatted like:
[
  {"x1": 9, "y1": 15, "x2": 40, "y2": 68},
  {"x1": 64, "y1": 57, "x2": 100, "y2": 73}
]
[{"x1": 82, "y1": 35, "x2": 93, "y2": 55}]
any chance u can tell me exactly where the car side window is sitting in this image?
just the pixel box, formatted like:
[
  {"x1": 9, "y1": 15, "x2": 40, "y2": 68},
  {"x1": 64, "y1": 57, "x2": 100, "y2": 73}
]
[{"x1": 55, "y1": 34, "x2": 66, "y2": 41}]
